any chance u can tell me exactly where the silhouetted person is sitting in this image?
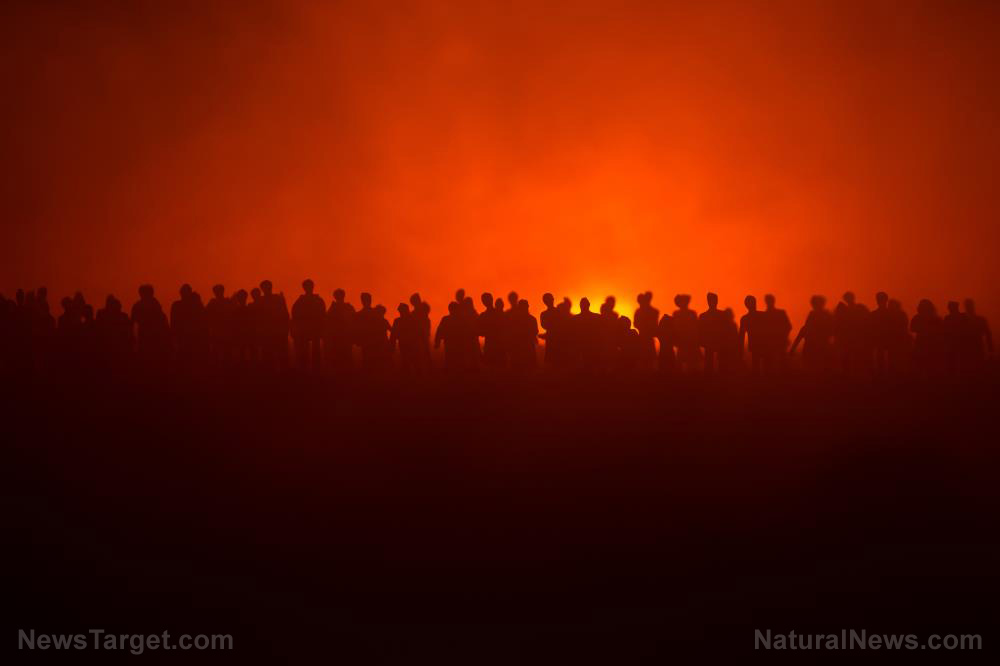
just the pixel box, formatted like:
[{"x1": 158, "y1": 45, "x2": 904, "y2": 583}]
[
  {"x1": 356, "y1": 292, "x2": 388, "y2": 372},
  {"x1": 454, "y1": 295, "x2": 478, "y2": 370},
  {"x1": 698, "y1": 292, "x2": 728, "y2": 374},
  {"x1": 963, "y1": 298, "x2": 992, "y2": 368},
  {"x1": 835, "y1": 291, "x2": 871, "y2": 375},
  {"x1": 910, "y1": 299, "x2": 944, "y2": 376},
  {"x1": 759, "y1": 294, "x2": 792, "y2": 374},
  {"x1": 259, "y1": 280, "x2": 289, "y2": 371},
  {"x1": 0, "y1": 294, "x2": 12, "y2": 374},
  {"x1": 231, "y1": 289, "x2": 255, "y2": 365},
  {"x1": 598, "y1": 296, "x2": 621, "y2": 370},
  {"x1": 656, "y1": 309, "x2": 674, "y2": 373},
  {"x1": 886, "y1": 299, "x2": 911, "y2": 372},
  {"x1": 572, "y1": 297, "x2": 602, "y2": 370},
  {"x1": 171, "y1": 284, "x2": 207, "y2": 370},
  {"x1": 539, "y1": 293, "x2": 559, "y2": 368},
  {"x1": 478, "y1": 292, "x2": 506, "y2": 369},
  {"x1": 672, "y1": 294, "x2": 700, "y2": 372},
  {"x1": 291, "y1": 279, "x2": 325, "y2": 371},
  {"x1": 506, "y1": 291, "x2": 519, "y2": 314},
  {"x1": 56, "y1": 293, "x2": 86, "y2": 372},
  {"x1": 633, "y1": 291, "x2": 659, "y2": 371},
  {"x1": 206, "y1": 284, "x2": 235, "y2": 366},
  {"x1": 390, "y1": 303, "x2": 421, "y2": 374},
  {"x1": 323, "y1": 289, "x2": 356, "y2": 373},
  {"x1": 943, "y1": 300, "x2": 973, "y2": 374},
  {"x1": 96, "y1": 294, "x2": 133, "y2": 371},
  {"x1": 247, "y1": 287, "x2": 264, "y2": 364},
  {"x1": 869, "y1": 291, "x2": 894, "y2": 373},
  {"x1": 409, "y1": 293, "x2": 433, "y2": 373},
  {"x1": 719, "y1": 308, "x2": 742, "y2": 374},
  {"x1": 372, "y1": 304, "x2": 393, "y2": 371},
  {"x1": 791, "y1": 295, "x2": 834, "y2": 373},
  {"x1": 616, "y1": 316, "x2": 641, "y2": 372},
  {"x1": 509, "y1": 299, "x2": 539, "y2": 371},
  {"x1": 130, "y1": 284, "x2": 170, "y2": 372},
  {"x1": 435, "y1": 302, "x2": 465, "y2": 372},
  {"x1": 739, "y1": 295, "x2": 765, "y2": 374}
]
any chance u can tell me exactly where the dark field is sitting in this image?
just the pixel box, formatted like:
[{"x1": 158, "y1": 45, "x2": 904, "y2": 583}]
[{"x1": 6, "y1": 369, "x2": 1000, "y2": 661}]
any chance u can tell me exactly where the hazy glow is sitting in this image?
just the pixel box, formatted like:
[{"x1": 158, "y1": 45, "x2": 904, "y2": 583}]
[{"x1": 2, "y1": 1, "x2": 998, "y2": 324}]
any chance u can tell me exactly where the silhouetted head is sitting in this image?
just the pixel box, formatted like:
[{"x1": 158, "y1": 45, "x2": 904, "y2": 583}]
[
  {"x1": 764, "y1": 294, "x2": 776, "y2": 309},
  {"x1": 180, "y1": 283, "x2": 193, "y2": 299},
  {"x1": 251, "y1": 288, "x2": 261, "y2": 302},
  {"x1": 543, "y1": 292, "x2": 554, "y2": 307},
  {"x1": 375, "y1": 304, "x2": 386, "y2": 317},
  {"x1": 843, "y1": 291, "x2": 856, "y2": 306},
  {"x1": 964, "y1": 298, "x2": 976, "y2": 315},
  {"x1": 409, "y1": 293, "x2": 421, "y2": 308},
  {"x1": 301, "y1": 279, "x2": 314, "y2": 295},
  {"x1": 139, "y1": 284, "x2": 154, "y2": 300},
  {"x1": 448, "y1": 302, "x2": 459, "y2": 314},
  {"x1": 724, "y1": 307, "x2": 735, "y2": 322},
  {"x1": 455, "y1": 288, "x2": 465, "y2": 303},
  {"x1": 744, "y1": 295, "x2": 757, "y2": 312},
  {"x1": 397, "y1": 303, "x2": 409, "y2": 315},
  {"x1": 947, "y1": 301, "x2": 960, "y2": 315},
  {"x1": 61, "y1": 297, "x2": 73, "y2": 312},
  {"x1": 580, "y1": 297, "x2": 591, "y2": 313},
  {"x1": 494, "y1": 298, "x2": 504, "y2": 312},
  {"x1": 605, "y1": 295, "x2": 616, "y2": 310},
  {"x1": 260, "y1": 280, "x2": 273, "y2": 295},
  {"x1": 917, "y1": 299, "x2": 936, "y2": 317},
  {"x1": 333, "y1": 288, "x2": 345, "y2": 303},
  {"x1": 888, "y1": 299, "x2": 901, "y2": 312},
  {"x1": 106, "y1": 295, "x2": 121, "y2": 313},
  {"x1": 619, "y1": 316, "x2": 632, "y2": 331},
  {"x1": 37, "y1": 287, "x2": 48, "y2": 302},
  {"x1": 518, "y1": 299, "x2": 530, "y2": 313},
  {"x1": 508, "y1": 291, "x2": 518, "y2": 308},
  {"x1": 674, "y1": 294, "x2": 691, "y2": 309},
  {"x1": 235, "y1": 289, "x2": 248, "y2": 305},
  {"x1": 360, "y1": 292, "x2": 372, "y2": 308},
  {"x1": 481, "y1": 292, "x2": 494, "y2": 309},
  {"x1": 212, "y1": 284, "x2": 225, "y2": 298},
  {"x1": 810, "y1": 295, "x2": 826, "y2": 311},
  {"x1": 645, "y1": 291, "x2": 654, "y2": 304},
  {"x1": 706, "y1": 292, "x2": 718, "y2": 309},
  {"x1": 876, "y1": 291, "x2": 888, "y2": 307}
]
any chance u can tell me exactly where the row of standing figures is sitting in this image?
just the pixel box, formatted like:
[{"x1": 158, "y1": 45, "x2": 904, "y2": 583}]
[{"x1": 1, "y1": 282, "x2": 993, "y2": 378}]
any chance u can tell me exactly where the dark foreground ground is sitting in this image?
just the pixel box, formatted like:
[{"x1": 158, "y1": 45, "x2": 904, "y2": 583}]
[{"x1": 5, "y1": 368, "x2": 1000, "y2": 662}]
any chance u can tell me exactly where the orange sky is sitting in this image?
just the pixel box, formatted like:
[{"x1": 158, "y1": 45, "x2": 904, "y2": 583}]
[{"x1": 2, "y1": 0, "x2": 998, "y2": 325}]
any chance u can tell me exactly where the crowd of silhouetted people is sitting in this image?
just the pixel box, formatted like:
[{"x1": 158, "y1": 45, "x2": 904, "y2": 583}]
[{"x1": 0, "y1": 282, "x2": 993, "y2": 381}]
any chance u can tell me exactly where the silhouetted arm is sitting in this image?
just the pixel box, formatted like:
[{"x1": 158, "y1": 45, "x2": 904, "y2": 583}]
[
  {"x1": 790, "y1": 319, "x2": 807, "y2": 355},
  {"x1": 434, "y1": 320, "x2": 446, "y2": 349},
  {"x1": 389, "y1": 321, "x2": 399, "y2": 349}
]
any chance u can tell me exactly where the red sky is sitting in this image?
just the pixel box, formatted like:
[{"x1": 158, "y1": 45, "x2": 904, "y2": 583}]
[{"x1": 2, "y1": 0, "x2": 998, "y2": 324}]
